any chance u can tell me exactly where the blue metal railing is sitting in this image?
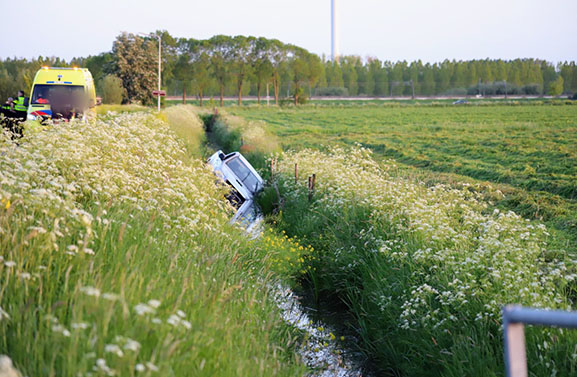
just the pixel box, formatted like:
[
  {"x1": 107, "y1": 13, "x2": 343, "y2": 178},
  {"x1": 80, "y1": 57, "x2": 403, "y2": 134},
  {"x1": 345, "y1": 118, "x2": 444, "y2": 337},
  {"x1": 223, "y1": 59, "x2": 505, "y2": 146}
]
[{"x1": 502, "y1": 305, "x2": 577, "y2": 377}]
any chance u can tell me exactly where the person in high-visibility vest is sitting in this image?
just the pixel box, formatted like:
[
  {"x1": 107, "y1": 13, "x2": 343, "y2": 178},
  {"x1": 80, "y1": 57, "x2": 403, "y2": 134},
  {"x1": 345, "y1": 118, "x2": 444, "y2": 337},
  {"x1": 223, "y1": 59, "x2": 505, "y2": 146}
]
[
  {"x1": 13, "y1": 90, "x2": 29, "y2": 120},
  {"x1": 1, "y1": 97, "x2": 14, "y2": 117},
  {"x1": 1, "y1": 96, "x2": 22, "y2": 138}
]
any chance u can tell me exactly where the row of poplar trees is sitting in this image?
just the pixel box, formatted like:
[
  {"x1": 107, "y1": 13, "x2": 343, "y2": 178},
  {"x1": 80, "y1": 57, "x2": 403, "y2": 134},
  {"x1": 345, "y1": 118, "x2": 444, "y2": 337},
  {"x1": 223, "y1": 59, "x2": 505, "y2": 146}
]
[{"x1": 1, "y1": 30, "x2": 576, "y2": 105}]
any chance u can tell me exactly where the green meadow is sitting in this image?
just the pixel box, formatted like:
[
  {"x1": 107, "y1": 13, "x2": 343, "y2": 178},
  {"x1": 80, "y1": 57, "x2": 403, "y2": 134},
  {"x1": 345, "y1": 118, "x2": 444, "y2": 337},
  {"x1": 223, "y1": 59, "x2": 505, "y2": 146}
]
[{"x1": 229, "y1": 103, "x2": 577, "y2": 252}]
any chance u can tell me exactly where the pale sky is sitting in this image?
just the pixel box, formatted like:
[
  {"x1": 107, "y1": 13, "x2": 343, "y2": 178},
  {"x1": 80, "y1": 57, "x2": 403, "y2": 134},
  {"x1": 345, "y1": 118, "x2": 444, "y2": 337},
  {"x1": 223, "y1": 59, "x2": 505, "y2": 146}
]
[{"x1": 1, "y1": 0, "x2": 576, "y2": 63}]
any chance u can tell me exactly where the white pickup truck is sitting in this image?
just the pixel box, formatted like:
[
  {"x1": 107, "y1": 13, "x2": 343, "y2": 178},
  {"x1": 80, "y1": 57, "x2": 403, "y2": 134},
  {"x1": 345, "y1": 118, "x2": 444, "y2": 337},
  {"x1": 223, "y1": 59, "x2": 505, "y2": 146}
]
[{"x1": 207, "y1": 150, "x2": 264, "y2": 226}]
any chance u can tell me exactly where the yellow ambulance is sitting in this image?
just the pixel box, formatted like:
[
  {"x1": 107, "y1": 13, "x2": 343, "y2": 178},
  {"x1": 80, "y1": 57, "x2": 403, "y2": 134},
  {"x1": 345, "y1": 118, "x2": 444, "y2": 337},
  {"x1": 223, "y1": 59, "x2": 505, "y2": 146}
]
[{"x1": 27, "y1": 67, "x2": 98, "y2": 122}]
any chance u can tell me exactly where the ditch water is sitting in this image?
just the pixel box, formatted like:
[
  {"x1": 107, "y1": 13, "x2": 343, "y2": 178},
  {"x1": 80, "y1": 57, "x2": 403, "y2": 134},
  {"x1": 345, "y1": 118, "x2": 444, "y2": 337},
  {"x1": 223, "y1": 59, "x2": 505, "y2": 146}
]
[{"x1": 238, "y1": 201, "x2": 368, "y2": 376}]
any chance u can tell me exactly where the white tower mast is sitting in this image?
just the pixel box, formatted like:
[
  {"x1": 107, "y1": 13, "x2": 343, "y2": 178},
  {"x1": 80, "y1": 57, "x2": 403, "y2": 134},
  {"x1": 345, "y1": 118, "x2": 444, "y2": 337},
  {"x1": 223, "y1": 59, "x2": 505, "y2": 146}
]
[{"x1": 331, "y1": 0, "x2": 339, "y2": 62}]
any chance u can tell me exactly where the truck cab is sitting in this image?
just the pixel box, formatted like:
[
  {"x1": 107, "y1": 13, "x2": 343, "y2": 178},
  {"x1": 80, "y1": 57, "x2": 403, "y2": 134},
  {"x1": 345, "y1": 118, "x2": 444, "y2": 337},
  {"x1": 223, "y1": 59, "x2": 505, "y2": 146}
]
[
  {"x1": 27, "y1": 67, "x2": 97, "y2": 122},
  {"x1": 208, "y1": 150, "x2": 264, "y2": 223}
]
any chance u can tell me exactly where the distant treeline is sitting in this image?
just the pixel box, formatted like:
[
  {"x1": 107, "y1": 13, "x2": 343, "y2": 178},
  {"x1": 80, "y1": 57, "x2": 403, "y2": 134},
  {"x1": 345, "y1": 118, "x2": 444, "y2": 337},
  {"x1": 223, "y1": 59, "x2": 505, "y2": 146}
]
[{"x1": 1, "y1": 31, "x2": 576, "y2": 105}]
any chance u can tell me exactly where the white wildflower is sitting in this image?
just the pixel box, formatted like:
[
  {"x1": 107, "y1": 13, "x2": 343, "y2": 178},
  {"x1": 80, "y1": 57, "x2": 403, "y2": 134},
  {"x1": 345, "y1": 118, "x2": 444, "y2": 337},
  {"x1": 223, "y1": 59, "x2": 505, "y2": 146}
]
[
  {"x1": 135, "y1": 364, "x2": 146, "y2": 372},
  {"x1": 80, "y1": 286, "x2": 101, "y2": 298},
  {"x1": 83, "y1": 248, "x2": 95, "y2": 255},
  {"x1": 167, "y1": 314, "x2": 192, "y2": 330},
  {"x1": 52, "y1": 324, "x2": 70, "y2": 337},
  {"x1": 102, "y1": 293, "x2": 120, "y2": 301},
  {"x1": 147, "y1": 299, "x2": 161, "y2": 308},
  {"x1": 71, "y1": 322, "x2": 90, "y2": 330},
  {"x1": 0, "y1": 355, "x2": 21, "y2": 376},
  {"x1": 95, "y1": 358, "x2": 116, "y2": 376},
  {"x1": 104, "y1": 344, "x2": 124, "y2": 357},
  {"x1": 123, "y1": 339, "x2": 141, "y2": 352},
  {"x1": 134, "y1": 303, "x2": 155, "y2": 316},
  {"x1": 18, "y1": 272, "x2": 31, "y2": 280}
]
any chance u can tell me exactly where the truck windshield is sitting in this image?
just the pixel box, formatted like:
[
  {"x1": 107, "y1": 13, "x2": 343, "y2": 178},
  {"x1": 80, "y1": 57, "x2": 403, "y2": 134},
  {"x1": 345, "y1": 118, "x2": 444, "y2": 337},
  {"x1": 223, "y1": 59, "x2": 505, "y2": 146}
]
[
  {"x1": 226, "y1": 157, "x2": 259, "y2": 194},
  {"x1": 31, "y1": 85, "x2": 86, "y2": 107}
]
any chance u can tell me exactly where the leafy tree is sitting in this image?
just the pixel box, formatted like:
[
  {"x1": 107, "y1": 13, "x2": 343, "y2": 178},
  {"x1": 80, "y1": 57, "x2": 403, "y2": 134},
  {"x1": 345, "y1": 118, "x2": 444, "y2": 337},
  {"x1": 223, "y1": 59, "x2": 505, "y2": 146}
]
[
  {"x1": 305, "y1": 53, "x2": 323, "y2": 97},
  {"x1": 367, "y1": 58, "x2": 385, "y2": 96},
  {"x1": 172, "y1": 50, "x2": 192, "y2": 104},
  {"x1": 269, "y1": 39, "x2": 288, "y2": 105},
  {"x1": 192, "y1": 49, "x2": 212, "y2": 106},
  {"x1": 541, "y1": 61, "x2": 557, "y2": 96},
  {"x1": 408, "y1": 61, "x2": 422, "y2": 97},
  {"x1": 208, "y1": 35, "x2": 233, "y2": 107},
  {"x1": 494, "y1": 60, "x2": 508, "y2": 82},
  {"x1": 100, "y1": 75, "x2": 124, "y2": 104},
  {"x1": 288, "y1": 47, "x2": 310, "y2": 105},
  {"x1": 230, "y1": 36, "x2": 254, "y2": 106},
  {"x1": 560, "y1": 61, "x2": 577, "y2": 94},
  {"x1": 252, "y1": 38, "x2": 273, "y2": 104},
  {"x1": 83, "y1": 53, "x2": 114, "y2": 92},
  {"x1": 421, "y1": 63, "x2": 435, "y2": 96},
  {"x1": 389, "y1": 62, "x2": 404, "y2": 96},
  {"x1": 548, "y1": 75, "x2": 564, "y2": 96},
  {"x1": 435, "y1": 60, "x2": 452, "y2": 95},
  {"x1": 154, "y1": 30, "x2": 178, "y2": 86},
  {"x1": 325, "y1": 60, "x2": 344, "y2": 88},
  {"x1": 355, "y1": 60, "x2": 369, "y2": 95},
  {"x1": 451, "y1": 60, "x2": 466, "y2": 91},
  {"x1": 112, "y1": 33, "x2": 158, "y2": 105},
  {"x1": 0, "y1": 67, "x2": 19, "y2": 101},
  {"x1": 341, "y1": 57, "x2": 359, "y2": 96}
]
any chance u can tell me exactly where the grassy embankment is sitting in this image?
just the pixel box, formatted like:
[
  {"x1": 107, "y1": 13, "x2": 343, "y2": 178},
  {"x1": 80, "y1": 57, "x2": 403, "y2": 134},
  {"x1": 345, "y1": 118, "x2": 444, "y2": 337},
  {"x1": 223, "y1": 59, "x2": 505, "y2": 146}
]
[
  {"x1": 269, "y1": 147, "x2": 577, "y2": 376},
  {"x1": 214, "y1": 104, "x2": 577, "y2": 375},
  {"x1": 0, "y1": 105, "x2": 308, "y2": 376},
  {"x1": 229, "y1": 103, "x2": 577, "y2": 254}
]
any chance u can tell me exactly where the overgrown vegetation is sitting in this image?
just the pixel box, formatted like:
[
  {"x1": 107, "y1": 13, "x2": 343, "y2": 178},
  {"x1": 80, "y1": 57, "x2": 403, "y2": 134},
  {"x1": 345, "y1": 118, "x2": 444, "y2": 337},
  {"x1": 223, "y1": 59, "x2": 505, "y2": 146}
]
[
  {"x1": 162, "y1": 105, "x2": 206, "y2": 158},
  {"x1": 0, "y1": 112, "x2": 307, "y2": 376},
  {"x1": 269, "y1": 147, "x2": 577, "y2": 376},
  {"x1": 100, "y1": 75, "x2": 124, "y2": 104},
  {"x1": 208, "y1": 110, "x2": 281, "y2": 170}
]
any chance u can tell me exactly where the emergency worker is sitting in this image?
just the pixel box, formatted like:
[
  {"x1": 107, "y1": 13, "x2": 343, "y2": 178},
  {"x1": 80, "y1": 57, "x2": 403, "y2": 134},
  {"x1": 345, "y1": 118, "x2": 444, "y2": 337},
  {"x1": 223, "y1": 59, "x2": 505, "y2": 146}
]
[
  {"x1": 13, "y1": 90, "x2": 29, "y2": 120},
  {"x1": 1, "y1": 97, "x2": 21, "y2": 137},
  {"x1": 36, "y1": 93, "x2": 49, "y2": 104},
  {"x1": 1, "y1": 97, "x2": 14, "y2": 117}
]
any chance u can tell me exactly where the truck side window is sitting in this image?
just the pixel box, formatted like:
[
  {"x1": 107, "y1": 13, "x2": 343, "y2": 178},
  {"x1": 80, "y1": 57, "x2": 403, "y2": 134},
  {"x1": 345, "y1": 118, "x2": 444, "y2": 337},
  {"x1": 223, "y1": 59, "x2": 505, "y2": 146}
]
[{"x1": 226, "y1": 158, "x2": 259, "y2": 193}]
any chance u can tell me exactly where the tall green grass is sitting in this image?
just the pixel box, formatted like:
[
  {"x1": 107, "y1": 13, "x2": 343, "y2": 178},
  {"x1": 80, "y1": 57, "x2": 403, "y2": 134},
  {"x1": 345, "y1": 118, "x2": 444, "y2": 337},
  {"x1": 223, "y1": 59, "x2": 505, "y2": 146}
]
[
  {"x1": 209, "y1": 111, "x2": 281, "y2": 170},
  {"x1": 0, "y1": 113, "x2": 306, "y2": 376},
  {"x1": 269, "y1": 147, "x2": 577, "y2": 376},
  {"x1": 161, "y1": 104, "x2": 207, "y2": 158}
]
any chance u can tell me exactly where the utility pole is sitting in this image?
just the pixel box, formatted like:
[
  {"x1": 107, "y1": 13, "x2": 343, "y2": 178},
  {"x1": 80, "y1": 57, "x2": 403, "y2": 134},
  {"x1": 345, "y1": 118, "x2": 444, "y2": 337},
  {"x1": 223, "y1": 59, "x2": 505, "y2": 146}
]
[{"x1": 157, "y1": 34, "x2": 161, "y2": 112}]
